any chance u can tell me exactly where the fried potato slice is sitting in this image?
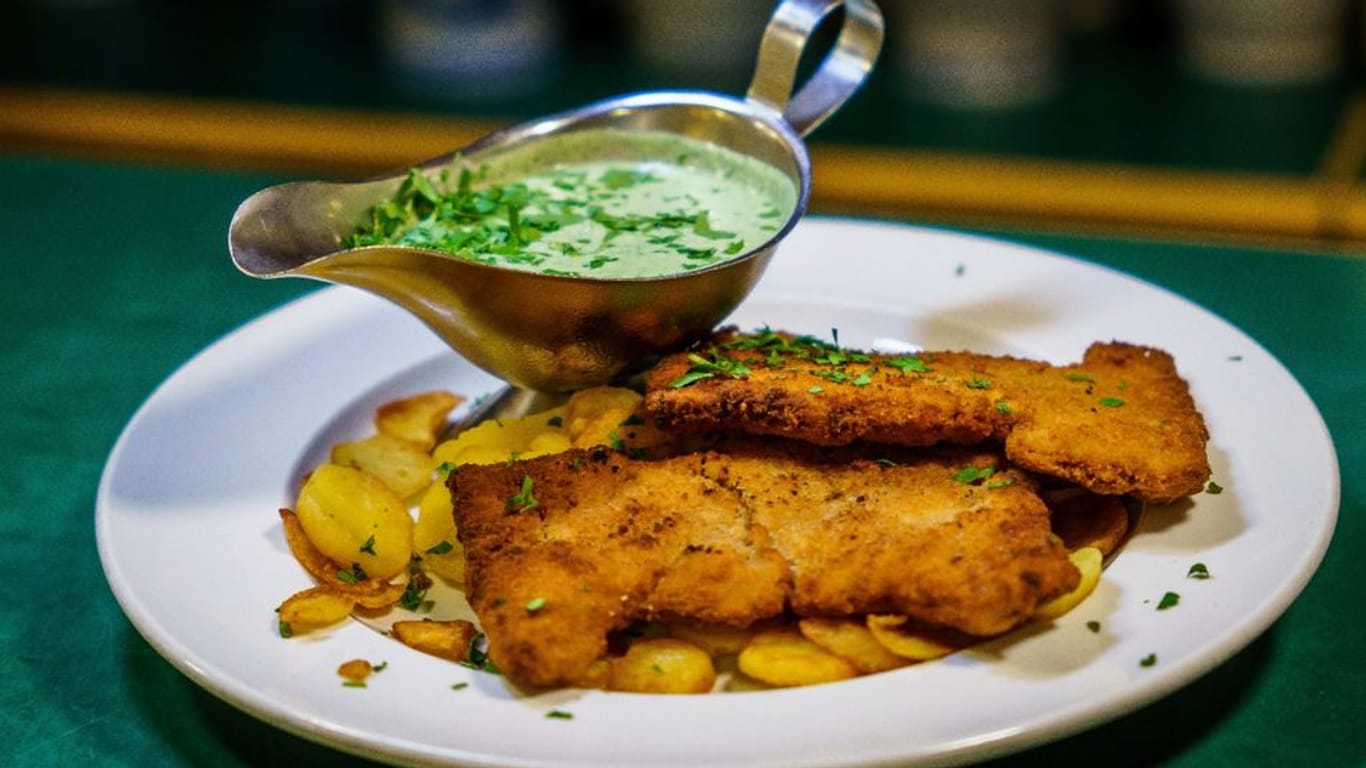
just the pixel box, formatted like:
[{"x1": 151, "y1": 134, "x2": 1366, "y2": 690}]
[
  {"x1": 667, "y1": 622, "x2": 755, "y2": 657},
  {"x1": 737, "y1": 628, "x2": 859, "y2": 687},
  {"x1": 331, "y1": 433, "x2": 437, "y2": 500},
  {"x1": 578, "y1": 659, "x2": 613, "y2": 690},
  {"x1": 295, "y1": 464, "x2": 414, "y2": 580},
  {"x1": 527, "y1": 431, "x2": 573, "y2": 455},
  {"x1": 337, "y1": 658, "x2": 375, "y2": 682},
  {"x1": 413, "y1": 483, "x2": 467, "y2": 584},
  {"x1": 433, "y1": 406, "x2": 568, "y2": 466},
  {"x1": 429, "y1": 388, "x2": 666, "y2": 472},
  {"x1": 1048, "y1": 488, "x2": 1130, "y2": 556},
  {"x1": 346, "y1": 581, "x2": 408, "y2": 610},
  {"x1": 280, "y1": 507, "x2": 345, "y2": 584},
  {"x1": 609, "y1": 638, "x2": 717, "y2": 694},
  {"x1": 278, "y1": 586, "x2": 355, "y2": 634},
  {"x1": 798, "y1": 617, "x2": 911, "y2": 674},
  {"x1": 1033, "y1": 546, "x2": 1103, "y2": 621},
  {"x1": 278, "y1": 508, "x2": 408, "y2": 607},
  {"x1": 564, "y1": 387, "x2": 642, "y2": 433},
  {"x1": 391, "y1": 619, "x2": 478, "y2": 662},
  {"x1": 564, "y1": 387, "x2": 671, "y2": 454},
  {"x1": 865, "y1": 615, "x2": 963, "y2": 661},
  {"x1": 375, "y1": 390, "x2": 463, "y2": 451}
]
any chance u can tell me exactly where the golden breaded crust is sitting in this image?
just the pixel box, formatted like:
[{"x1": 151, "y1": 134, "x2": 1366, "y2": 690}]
[
  {"x1": 709, "y1": 442, "x2": 1078, "y2": 629},
  {"x1": 645, "y1": 330, "x2": 1210, "y2": 503},
  {"x1": 449, "y1": 443, "x2": 1077, "y2": 688},
  {"x1": 1004, "y1": 342, "x2": 1211, "y2": 502}
]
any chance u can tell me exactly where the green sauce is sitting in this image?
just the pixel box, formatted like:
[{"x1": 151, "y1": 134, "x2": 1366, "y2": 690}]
[{"x1": 343, "y1": 129, "x2": 798, "y2": 279}]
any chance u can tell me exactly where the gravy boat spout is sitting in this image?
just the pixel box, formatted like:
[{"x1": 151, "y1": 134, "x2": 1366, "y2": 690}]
[{"x1": 229, "y1": 0, "x2": 882, "y2": 393}]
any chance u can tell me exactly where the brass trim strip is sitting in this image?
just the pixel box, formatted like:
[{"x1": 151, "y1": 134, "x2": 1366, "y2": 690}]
[
  {"x1": 810, "y1": 145, "x2": 1321, "y2": 242},
  {"x1": 1316, "y1": 94, "x2": 1366, "y2": 241},
  {"x1": 0, "y1": 86, "x2": 502, "y2": 176},
  {"x1": 1, "y1": 85, "x2": 1360, "y2": 249}
]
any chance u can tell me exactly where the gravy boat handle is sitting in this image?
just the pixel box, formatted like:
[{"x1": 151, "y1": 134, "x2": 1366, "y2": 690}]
[{"x1": 746, "y1": 0, "x2": 884, "y2": 137}]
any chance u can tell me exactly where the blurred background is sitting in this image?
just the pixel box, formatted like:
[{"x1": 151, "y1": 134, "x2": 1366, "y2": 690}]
[{"x1": 4, "y1": 0, "x2": 1366, "y2": 248}]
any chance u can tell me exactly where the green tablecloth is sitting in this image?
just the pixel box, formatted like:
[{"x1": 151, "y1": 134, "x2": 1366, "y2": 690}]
[{"x1": 2, "y1": 154, "x2": 1361, "y2": 767}]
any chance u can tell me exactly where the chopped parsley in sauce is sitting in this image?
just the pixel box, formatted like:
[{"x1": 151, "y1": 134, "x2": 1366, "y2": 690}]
[{"x1": 343, "y1": 129, "x2": 797, "y2": 279}]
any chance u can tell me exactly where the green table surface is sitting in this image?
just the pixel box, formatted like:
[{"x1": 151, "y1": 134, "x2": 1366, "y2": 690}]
[{"x1": 2, "y1": 153, "x2": 1362, "y2": 767}]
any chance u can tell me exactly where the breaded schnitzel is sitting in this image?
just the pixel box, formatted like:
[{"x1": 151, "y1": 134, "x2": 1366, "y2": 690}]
[
  {"x1": 448, "y1": 442, "x2": 1078, "y2": 688},
  {"x1": 645, "y1": 329, "x2": 1211, "y2": 503}
]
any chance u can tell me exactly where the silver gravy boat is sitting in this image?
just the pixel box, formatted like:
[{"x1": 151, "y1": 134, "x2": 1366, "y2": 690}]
[{"x1": 229, "y1": 0, "x2": 882, "y2": 398}]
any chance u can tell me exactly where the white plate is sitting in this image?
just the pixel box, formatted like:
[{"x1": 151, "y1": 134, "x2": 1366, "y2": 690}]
[{"x1": 97, "y1": 218, "x2": 1339, "y2": 768}]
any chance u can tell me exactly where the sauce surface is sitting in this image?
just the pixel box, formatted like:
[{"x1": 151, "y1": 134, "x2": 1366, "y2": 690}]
[{"x1": 344, "y1": 129, "x2": 799, "y2": 279}]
